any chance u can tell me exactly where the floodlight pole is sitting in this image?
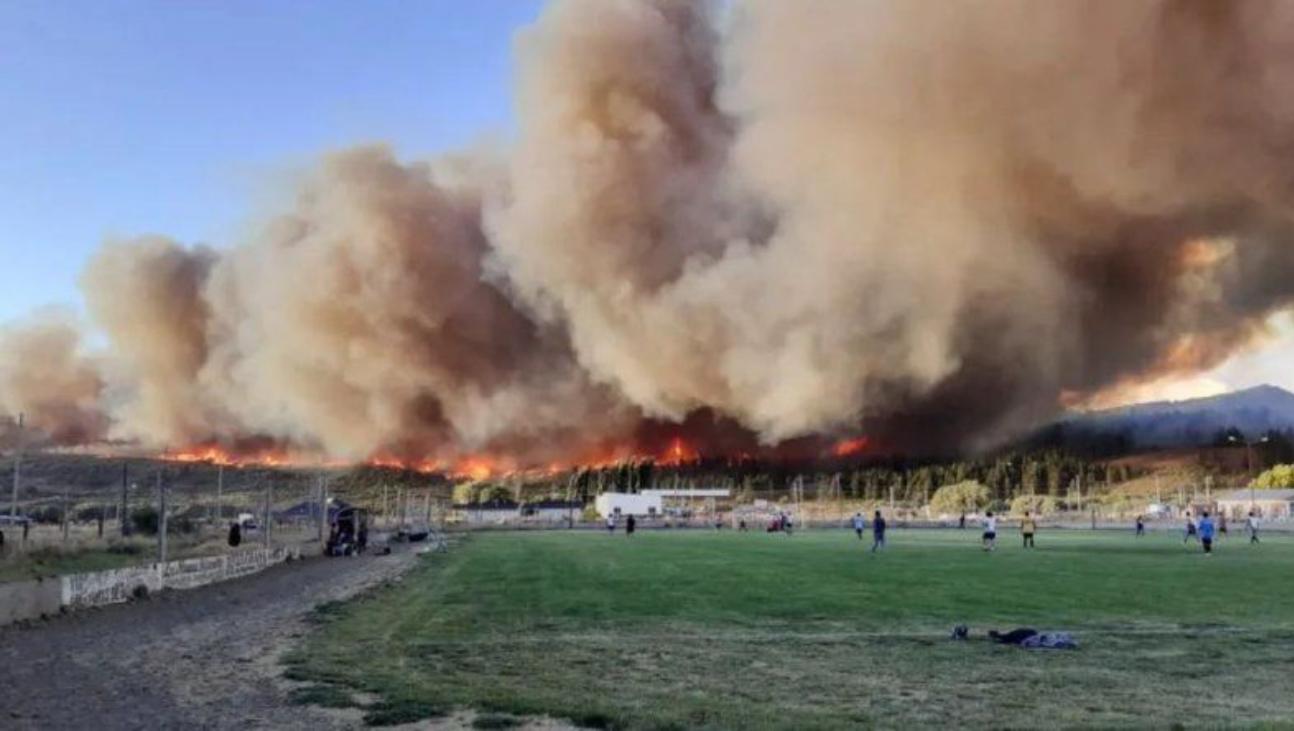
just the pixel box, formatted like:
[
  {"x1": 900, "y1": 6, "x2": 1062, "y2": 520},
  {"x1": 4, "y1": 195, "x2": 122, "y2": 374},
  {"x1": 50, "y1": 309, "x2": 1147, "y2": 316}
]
[{"x1": 1229, "y1": 434, "x2": 1268, "y2": 511}]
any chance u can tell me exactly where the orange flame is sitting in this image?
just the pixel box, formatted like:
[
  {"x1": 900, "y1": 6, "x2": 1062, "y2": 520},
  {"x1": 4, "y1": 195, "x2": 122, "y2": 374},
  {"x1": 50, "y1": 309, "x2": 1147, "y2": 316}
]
[
  {"x1": 659, "y1": 437, "x2": 699, "y2": 466},
  {"x1": 832, "y1": 436, "x2": 870, "y2": 458},
  {"x1": 163, "y1": 443, "x2": 290, "y2": 467}
]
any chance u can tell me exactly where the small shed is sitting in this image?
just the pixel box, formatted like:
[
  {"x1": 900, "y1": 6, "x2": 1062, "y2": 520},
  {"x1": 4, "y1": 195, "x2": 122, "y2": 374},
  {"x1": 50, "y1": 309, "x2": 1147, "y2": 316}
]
[{"x1": 1215, "y1": 489, "x2": 1294, "y2": 520}]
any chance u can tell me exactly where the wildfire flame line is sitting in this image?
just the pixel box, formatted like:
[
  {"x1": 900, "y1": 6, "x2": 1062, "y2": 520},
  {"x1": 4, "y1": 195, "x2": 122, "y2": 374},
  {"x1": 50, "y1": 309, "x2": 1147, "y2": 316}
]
[{"x1": 158, "y1": 433, "x2": 871, "y2": 479}]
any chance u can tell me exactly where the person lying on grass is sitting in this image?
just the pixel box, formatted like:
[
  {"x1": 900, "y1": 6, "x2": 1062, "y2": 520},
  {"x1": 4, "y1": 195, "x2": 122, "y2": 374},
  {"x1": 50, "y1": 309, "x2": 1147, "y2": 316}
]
[{"x1": 988, "y1": 627, "x2": 1077, "y2": 649}]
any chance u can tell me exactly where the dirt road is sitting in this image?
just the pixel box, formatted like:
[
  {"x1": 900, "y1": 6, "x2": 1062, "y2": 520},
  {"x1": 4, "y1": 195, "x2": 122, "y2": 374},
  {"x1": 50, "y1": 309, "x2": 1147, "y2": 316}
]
[{"x1": 0, "y1": 547, "x2": 419, "y2": 730}]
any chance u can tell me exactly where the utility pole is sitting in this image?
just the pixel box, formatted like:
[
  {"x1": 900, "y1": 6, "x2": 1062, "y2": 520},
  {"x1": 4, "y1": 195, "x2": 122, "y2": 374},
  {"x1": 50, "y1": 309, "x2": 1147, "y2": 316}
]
[
  {"x1": 61, "y1": 489, "x2": 70, "y2": 545},
  {"x1": 316, "y1": 474, "x2": 327, "y2": 546},
  {"x1": 11, "y1": 413, "x2": 23, "y2": 549},
  {"x1": 215, "y1": 463, "x2": 224, "y2": 525},
  {"x1": 120, "y1": 462, "x2": 130, "y2": 537},
  {"x1": 157, "y1": 470, "x2": 167, "y2": 564},
  {"x1": 263, "y1": 481, "x2": 273, "y2": 550}
]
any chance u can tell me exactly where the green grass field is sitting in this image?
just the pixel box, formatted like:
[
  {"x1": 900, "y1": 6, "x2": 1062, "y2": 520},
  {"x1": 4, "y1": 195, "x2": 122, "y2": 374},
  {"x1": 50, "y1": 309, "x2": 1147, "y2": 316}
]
[
  {"x1": 0, "y1": 547, "x2": 143, "y2": 583},
  {"x1": 287, "y1": 529, "x2": 1294, "y2": 729}
]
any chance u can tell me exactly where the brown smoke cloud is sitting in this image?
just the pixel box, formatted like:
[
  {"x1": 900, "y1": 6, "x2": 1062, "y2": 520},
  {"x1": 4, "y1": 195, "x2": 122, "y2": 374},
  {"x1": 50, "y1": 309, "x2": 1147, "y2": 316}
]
[
  {"x1": 4, "y1": 0, "x2": 1294, "y2": 460},
  {"x1": 0, "y1": 309, "x2": 104, "y2": 444}
]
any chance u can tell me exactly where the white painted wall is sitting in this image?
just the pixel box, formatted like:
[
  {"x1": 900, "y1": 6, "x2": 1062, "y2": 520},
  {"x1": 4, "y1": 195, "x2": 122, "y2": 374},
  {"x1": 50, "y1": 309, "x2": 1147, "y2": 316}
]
[{"x1": 594, "y1": 493, "x2": 662, "y2": 518}]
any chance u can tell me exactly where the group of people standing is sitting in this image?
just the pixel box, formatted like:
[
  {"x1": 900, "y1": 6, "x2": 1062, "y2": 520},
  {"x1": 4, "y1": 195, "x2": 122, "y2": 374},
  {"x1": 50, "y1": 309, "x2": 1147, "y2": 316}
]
[
  {"x1": 978, "y1": 511, "x2": 1037, "y2": 551},
  {"x1": 851, "y1": 509, "x2": 1036, "y2": 552},
  {"x1": 605, "y1": 513, "x2": 636, "y2": 535},
  {"x1": 850, "y1": 511, "x2": 887, "y2": 552},
  {"x1": 1181, "y1": 509, "x2": 1261, "y2": 554}
]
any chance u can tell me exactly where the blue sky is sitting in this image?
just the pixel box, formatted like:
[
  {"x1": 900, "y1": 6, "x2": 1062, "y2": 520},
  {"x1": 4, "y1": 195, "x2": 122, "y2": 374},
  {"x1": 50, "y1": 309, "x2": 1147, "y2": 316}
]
[{"x1": 0, "y1": 0, "x2": 543, "y2": 320}]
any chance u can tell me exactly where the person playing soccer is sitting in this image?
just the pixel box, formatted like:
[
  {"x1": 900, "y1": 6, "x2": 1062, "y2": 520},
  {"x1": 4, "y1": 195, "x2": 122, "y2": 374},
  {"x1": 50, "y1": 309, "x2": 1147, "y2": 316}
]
[
  {"x1": 1247, "y1": 510, "x2": 1261, "y2": 545},
  {"x1": 1198, "y1": 511, "x2": 1215, "y2": 555},
  {"x1": 852, "y1": 512, "x2": 865, "y2": 540},
  {"x1": 1183, "y1": 512, "x2": 1198, "y2": 544},
  {"x1": 1021, "y1": 511, "x2": 1037, "y2": 549},
  {"x1": 606, "y1": 514, "x2": 616, "y2": 535},
  {"x1": 626, "y1": 514, "x2": 636, "y2": 536},
  {"x1": 982, "y1": 511, "x2": 997, "y2": 551},
  {"x1": 871, "y1": 510, "x2": 886, "y2": 553},
  {"x1": 1135, "y1": 515, "x2": 1145, "y2": 537}
]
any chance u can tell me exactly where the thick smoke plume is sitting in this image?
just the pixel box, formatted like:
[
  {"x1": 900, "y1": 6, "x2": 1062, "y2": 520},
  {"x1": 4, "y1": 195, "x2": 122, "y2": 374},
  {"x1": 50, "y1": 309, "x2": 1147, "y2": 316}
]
[
  {"x1": 5, "y1": 0, "x2": 1294, "y2": 462},
  {"x1": 0, "y1": 310, "x2": 104, "y2": 444}
]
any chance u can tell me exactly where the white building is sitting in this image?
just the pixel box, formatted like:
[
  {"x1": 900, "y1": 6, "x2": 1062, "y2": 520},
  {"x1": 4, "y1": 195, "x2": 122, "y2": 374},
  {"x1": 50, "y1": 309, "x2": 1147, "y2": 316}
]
[
  {"x1": 1215, "y1": 489, "x2": 1294, "y2": 520},
  {"x1": 594, "y1": 492, "x2": 662, "y2": 518},
  {"x1": 640, "y1": 489, "x2": 730, "y2": 499}
]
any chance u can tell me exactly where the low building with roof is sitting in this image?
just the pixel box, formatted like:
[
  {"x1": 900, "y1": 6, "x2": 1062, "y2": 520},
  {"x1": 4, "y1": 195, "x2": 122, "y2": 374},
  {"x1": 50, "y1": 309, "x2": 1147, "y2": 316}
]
[{"x1": 1214, "y1": 489, "x2": 1294, "y2": 520}]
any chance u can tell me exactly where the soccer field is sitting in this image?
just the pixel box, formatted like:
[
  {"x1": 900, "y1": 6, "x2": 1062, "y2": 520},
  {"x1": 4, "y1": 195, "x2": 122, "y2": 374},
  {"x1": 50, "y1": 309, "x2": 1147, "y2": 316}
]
[{"x1": 287, "y1": 528, "x2": 1294, "y2": 729}]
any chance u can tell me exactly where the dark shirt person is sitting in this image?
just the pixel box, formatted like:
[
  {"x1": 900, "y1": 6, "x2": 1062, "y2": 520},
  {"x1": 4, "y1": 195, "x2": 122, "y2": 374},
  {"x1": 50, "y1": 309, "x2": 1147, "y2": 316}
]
[
  {"x1": 228, "y1": 521, "x2": 242, "y2": 548},
  {"x1": 871, "y1": 511, "x2": 887, "y2": 553}
]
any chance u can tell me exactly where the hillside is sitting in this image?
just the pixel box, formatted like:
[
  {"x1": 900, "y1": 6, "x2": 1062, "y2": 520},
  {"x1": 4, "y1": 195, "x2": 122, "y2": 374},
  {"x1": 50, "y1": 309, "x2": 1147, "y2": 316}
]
[{"x1": 1038, "y1": 384, "x2": 1294, "y2": 452}]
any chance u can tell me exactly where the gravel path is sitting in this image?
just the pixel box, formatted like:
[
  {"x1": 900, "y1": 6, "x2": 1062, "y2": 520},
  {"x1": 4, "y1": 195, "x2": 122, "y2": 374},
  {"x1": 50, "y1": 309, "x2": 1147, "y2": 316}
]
[{"x1": 0, "y1": 547, "x2": 419, "y2": 730}]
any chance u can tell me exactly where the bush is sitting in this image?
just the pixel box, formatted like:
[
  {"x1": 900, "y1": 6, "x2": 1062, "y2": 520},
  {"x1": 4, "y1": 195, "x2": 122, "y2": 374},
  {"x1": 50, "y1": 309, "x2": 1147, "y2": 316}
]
[
  {"x1": 76, "y1": 506, "x2": 107, "y2": 522},
  {"x1": 1010, "y1": 494, "x2": 1058, "y2": 516},
  {"x1": 929, "y1": 481, "x2": 990, "y2": 515},
  {"x1": 29, "y1": 505, "x2": 63, "y2": 525},
  {"x1": 129, "y1": 506, "x2": 197, "y2": 536},
  {"x1": 131, "y1": 506, "x2": 159, "y2": 535},
  {"x1": 106, "y1": 540, "x2": 144, "y2": 556},
  {"x1": 1252, "y1": 464, "x2": 1294, "y2": 489}
]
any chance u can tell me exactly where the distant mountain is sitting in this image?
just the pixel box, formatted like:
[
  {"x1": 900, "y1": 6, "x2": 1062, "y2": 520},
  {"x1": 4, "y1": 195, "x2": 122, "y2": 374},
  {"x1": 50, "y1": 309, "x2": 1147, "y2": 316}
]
[{"x1": 1031, "y1": 385, "x2": 1294, "y2": 453}]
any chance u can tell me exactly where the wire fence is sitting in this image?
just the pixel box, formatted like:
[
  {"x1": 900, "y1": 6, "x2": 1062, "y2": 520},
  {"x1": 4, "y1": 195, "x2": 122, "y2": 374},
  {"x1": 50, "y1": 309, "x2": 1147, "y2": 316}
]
[{"x1": 0, "y1": 455, "x2": 452, "y2": 576}]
